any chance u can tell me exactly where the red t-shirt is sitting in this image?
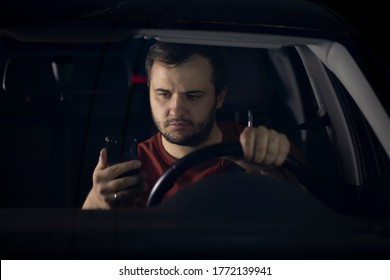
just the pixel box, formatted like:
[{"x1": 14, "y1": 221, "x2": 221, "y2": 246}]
[{"x1": 137, "y1": 122, "x2": 245, "y2": 205}]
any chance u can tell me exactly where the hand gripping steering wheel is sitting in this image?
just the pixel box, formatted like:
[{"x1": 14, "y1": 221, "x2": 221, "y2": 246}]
[{"x1": 146, "y1": 142, "x2": 313, "y2": 207}]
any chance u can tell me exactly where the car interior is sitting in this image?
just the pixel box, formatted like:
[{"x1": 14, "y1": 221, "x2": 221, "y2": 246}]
[{"x1": 0, "y1": 12, "x2": 390, "y2": 259}]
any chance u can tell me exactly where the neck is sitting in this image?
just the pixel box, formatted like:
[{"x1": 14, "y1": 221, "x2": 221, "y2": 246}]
[{"x1": 162, "y1": 122, "x2": 222, "y2": 159}]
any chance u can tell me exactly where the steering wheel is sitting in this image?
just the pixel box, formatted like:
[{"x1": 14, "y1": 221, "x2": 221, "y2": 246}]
[{"x1": 146, "y1": 142, "x2": 313, "y2": 207}]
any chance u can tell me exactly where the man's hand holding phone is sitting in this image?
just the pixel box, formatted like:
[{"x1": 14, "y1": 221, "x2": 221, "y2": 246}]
[{"x1": 82, "y1": 136, "x2": 148, "y2": 209}]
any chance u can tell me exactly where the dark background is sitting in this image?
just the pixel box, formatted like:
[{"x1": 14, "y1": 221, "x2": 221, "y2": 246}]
[{"x1": 309, "y1": 1, "x2": 389, "y2": 69}]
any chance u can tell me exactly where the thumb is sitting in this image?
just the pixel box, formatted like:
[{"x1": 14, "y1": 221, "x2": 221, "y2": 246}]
[
  {"x1": 96, "y1": 148, "x2": 108, "y2": 170},
  {"x1": 232, "y1": 159, "x2": 260, "y2": 171}
]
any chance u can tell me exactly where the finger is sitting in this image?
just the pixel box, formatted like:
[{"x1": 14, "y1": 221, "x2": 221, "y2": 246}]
[
  {"x1": 105, "y1": 182, "x2": 148, "y2": 207},
  {"x1": 263, "y1": 130, "x2": 280, "y2": 165},
  {"x1": 107, "y1": 160, "x2": 142, "y2": 179},
  {"x1": 112, "y1": 172, "x2": 148, "y2": 192},
  {"x1": 95, "y1": 148, "x2": 108, "y2": 170},
  {"x1": 252, "y1": 126, "x2": 268, "y2": 164},
  {"x1": 114, "y1": 183, "x2": 148, "y2": 202},
  {"x1": 274, "y1": 134, "x2": 290, "y2": 166},
  {"x1": 240, "y1": 127, "x2": 256, "y2": 161},
  {"x1": 95, "y1": 161, "x2": 145, "y2": 202},
  {"x1": 92, "y1": 148, "x2": 109, "y2": 184},
  {"x1": 232, "y1": 159, "x2": 262, "y2": 172}
]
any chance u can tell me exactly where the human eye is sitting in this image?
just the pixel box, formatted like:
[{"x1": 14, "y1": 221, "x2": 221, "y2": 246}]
[
  {"x1": 156, "y1": 91, "x2": 171, "y2": 99},
  {"x1": 186, "y1": 93, "x2": 202, "y2": 100}
]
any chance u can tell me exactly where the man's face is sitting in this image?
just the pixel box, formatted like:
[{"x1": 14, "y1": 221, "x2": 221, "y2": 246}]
[{"x1": 149, "y1": 55, "x2": 225, "y2": 146}]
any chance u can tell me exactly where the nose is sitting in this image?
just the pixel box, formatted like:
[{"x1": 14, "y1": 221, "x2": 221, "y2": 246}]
[{"x1": 169, "y1": 94, "x2": 186, "y2": 117}]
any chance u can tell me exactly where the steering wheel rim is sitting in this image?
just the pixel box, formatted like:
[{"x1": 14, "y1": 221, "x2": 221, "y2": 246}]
[{"x1": 146, "y1": 142, "x2": 313, "y2": 207}]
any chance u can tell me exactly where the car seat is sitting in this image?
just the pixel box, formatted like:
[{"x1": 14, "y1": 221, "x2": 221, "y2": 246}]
[{"x1": 218, "y1": 47, "x2": 299, "y2": 139}]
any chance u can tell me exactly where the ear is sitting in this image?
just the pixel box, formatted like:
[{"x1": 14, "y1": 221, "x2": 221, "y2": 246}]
[{"x1": 216, "y1": 87, "x2": 227, "y2": 109}]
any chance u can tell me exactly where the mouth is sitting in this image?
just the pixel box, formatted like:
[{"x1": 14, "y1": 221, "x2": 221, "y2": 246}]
[
  {"x1": 164, "y1": 118, "x2": 193, "y2": 130},
  {"x1": 167, "y1": 121, "x2": 190, "y2": 129}
]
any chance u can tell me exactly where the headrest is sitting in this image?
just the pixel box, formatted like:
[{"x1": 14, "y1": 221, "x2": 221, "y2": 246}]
[
  {"x1": 2, "y1": 55, "x2": 132, "y2": 97},
  {"x1": 2, "y1": 57, "x2": 59, "y2": 95},
  {"x1": 222, "y1": 48, "x2": 272, "y2": 112},
  {"x1": 66, "y1": 55, "x2": 132, "y2": 93}
]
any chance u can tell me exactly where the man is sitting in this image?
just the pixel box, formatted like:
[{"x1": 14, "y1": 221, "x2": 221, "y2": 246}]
[{"x1": 82, "y1": 42, "x2": 291, "y2": 209}]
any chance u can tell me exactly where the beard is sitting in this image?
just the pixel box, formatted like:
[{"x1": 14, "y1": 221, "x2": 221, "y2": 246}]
[{"x1": 153, "y1": 107, "x2": 216, "y2": 147}]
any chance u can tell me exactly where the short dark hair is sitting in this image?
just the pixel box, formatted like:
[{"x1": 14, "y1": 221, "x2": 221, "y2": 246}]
[{"x1": 145, "y1": 41, "x2": 227, "y2": 95}]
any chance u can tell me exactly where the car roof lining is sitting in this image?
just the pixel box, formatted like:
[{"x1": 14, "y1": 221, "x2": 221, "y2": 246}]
[
  {"x1": 1, "y1": 27, "x2": 328, "y2": 46},
  {"x1": 138, "y1": 29, "x2": 328, "y2": 49}
]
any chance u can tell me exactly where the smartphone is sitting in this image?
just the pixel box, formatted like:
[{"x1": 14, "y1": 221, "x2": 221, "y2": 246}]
[{"x1": 105, "y1": 136, "x2": 139, "y2": 177}]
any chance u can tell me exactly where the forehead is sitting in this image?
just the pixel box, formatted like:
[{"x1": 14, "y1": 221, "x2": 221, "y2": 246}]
[{"x1": 150, "y1": 55, "x2": 213, "y2": 82}]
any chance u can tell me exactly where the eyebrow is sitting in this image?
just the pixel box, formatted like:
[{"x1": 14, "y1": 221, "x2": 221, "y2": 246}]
[
  {"x1": 154, "y1": 88, "x2": 206, "y2": 94},
  {"x1": 154, "y1": 88, "x2": 170, "y2": 93}
]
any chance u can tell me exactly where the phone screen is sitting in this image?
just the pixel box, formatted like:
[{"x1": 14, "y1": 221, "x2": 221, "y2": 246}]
[{"x1": 105, "y1": 136, "x2": 139, "y2": 176}]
